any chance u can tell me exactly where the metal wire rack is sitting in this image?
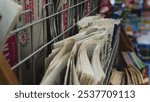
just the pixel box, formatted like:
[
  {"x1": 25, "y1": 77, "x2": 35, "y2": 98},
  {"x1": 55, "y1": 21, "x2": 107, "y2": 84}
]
[{"x1": 3, "y1": 0, "x2": 119, "y2": 85}]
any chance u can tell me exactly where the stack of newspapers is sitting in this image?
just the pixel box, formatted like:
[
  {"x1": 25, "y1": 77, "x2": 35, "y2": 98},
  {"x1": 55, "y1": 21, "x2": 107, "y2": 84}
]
[
  {"x1": 40, "y1": 15, "x2": 120, "y2": 85},
  {"x1": 109, "y1": 52, "x2": 145, "y2": 85}
]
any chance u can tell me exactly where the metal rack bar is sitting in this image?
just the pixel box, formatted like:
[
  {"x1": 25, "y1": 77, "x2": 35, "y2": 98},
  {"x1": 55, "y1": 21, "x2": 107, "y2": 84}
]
[
  {"x1": 43, "y1": 2, "x2": 53, "y2": 9},
  {"x1": 103, "y1": 32, "x2": 120, "y2": 85},
  {"x1": 20, "y1": 10, "x2": 32, "y2": 16},
  {"x1": 102, "y1": 26, "x2": 120, "y2": 85},
  {"x1": 42, "y1": 2, "x2": 54, "y2": 44},
  {"x1": 16, "y1": 9, "x2": 33, "y2": 84},
  {"x1": 12, "y1": 6, "x2": 99, "y2": 70},
  {"x1": 10, "y1": 0, "x2": 87, "y2": 35}
]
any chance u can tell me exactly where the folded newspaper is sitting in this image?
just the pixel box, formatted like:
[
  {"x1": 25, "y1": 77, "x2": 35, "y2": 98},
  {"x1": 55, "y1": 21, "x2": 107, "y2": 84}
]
[
  {"x1": 40, "y1": 16, "x2": 121, "y2": 85},
  {"x1": 0, "y1": 0, "x2": 22, "y2": 49}
]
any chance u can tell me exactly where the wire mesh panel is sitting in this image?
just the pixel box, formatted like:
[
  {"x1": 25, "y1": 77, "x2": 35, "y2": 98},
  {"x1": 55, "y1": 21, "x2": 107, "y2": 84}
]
[{"x1": 2, "y1": 0, "x2": 100, "y2": 85}]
